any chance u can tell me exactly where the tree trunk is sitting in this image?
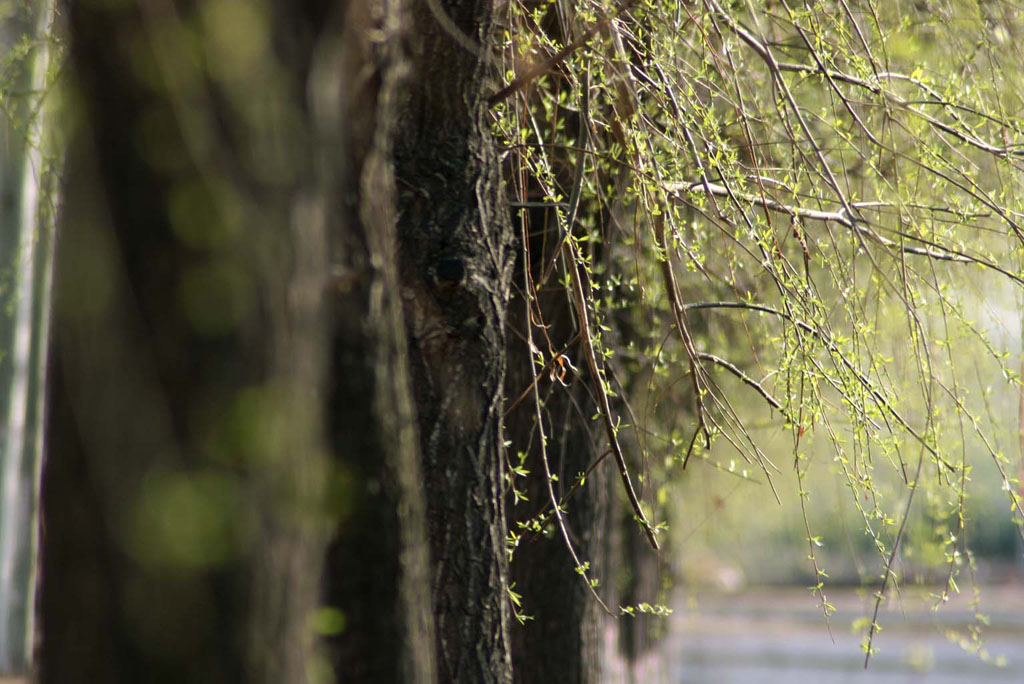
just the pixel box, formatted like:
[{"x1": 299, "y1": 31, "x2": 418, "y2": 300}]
[
  {"x1": 40, "y1": 2, "x2": 432, "y2": 683},
  {"x1": 506, "y1": 388, "x2": 610, "y2": 684},
  {"x1": 319, "y1": 0, "x2": 435, "y2": 681},
  {"x1": 0, "y1": 1, "x2": 56, "y2": 675},
  {"x1": 505, "y1": 213, "x2": 610, "y2": 684},
  {"x1": 41, "y1": 1, "x2": 513, "y2": 682},
  {"x1": 393, "y1": 1, "x2": 515, "y2": 681}
]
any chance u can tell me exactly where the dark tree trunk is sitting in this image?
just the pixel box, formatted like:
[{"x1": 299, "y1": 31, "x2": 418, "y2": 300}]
[
  {"x1": 41, "y1": 1, "x2": 433, "y2": 683},
  {"x1": 42, "y1": 0, "x2": 513, "y2": 682},
  {"x1": 41, "y1": 2, "x2": 329, "y2": 681},
  {"x1": 617, "y1": 505, "x2": 667, "y2": 678},
  {"x1": 392, "y1": 1, "x2": 515, "y2": 681},
  {"x1": 504, "y1": 207, "x2": 610, "y2": 684},
  {"x1": 506, "y1": 378, "x2": 610, "y2": 684},
  {"x1": 320, "y1": 0, "x2": 435, "y2": 681}
]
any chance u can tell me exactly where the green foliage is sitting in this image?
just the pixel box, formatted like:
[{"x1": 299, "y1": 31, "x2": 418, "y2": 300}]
[
  {"x1": 619, "y1": 601, "x2": 673, "y2": 618},
  {"x1": 508, "y1": 583, "x2": 534, "y2": 624},
  {"x1": 494, "y1": 0, "x2": 1024, "y2": 655},
  {"x1": 309, "y1": 607, "x2": 347, "y2": 637}
]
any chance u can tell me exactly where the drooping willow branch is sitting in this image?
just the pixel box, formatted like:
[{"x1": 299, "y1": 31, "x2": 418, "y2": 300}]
[
  {"x1": 770, "y1": 60, "x2": 1024, "y2": 160},
  {"x1": 865, "y1": 450, "x2": 925, "y2": 668},
  {"x1": 684, "y1": 301, "x2": 952, "y2": 470},
  {"x1": 695, "y1": 351, "x2": 786, "y2": 417},
  {"x1": 519, "y1": 212, "x2": 613, "y2": 614},
  {"x1": 487, "y1": 0, "x2": 642, "y2": 106},
  {"x1": 654, "y1": 214, "x2": 712, "y2": 461},
  {"x1": 564, "y1": 237, "x2": 661, "y2": 550},
  {"x1": 505, "y1": 32, "x2": 660, "y2": 549},
  {"x1": 666, "y1": 181, "x2": 1024, "y2": 286},
  {"x1": 702, "y1": 0, "x2": 1024, "y2": 244}
]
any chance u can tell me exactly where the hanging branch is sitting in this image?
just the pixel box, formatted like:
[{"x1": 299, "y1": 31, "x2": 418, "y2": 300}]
[
  {"x1": 684, "y1": 301, "x2": 952, "y2": 469},
  {"x1": 563, "y1": 237, "x2": 661, "y2": 550},
  {"x1": 654, "y1": 214, "x2": 712, "y2": 458},
  {"x1": 695, "y1": 352, "x2": 787, "y2": 416},
  {"x1": 487, "y1": 0, "x2": 643, "y2": 106},
  {"x1": 519, "y1": 213, "x2": 613, "y2": 614},
  {"x1": 666, "y1": 181, "x2": 1024, "y2": 284},
  {"x1": 864, "y1": 451, "x2": 926, "y2": 668}
]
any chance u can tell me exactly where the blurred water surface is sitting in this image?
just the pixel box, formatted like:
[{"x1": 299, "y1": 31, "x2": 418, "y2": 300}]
[{"x1": 668, "y1": 585, "x2": 1024, "y2": 683}]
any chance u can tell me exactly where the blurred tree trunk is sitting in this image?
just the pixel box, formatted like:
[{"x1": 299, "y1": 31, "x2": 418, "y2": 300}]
[
  {"x1": 40, "y1": 1, "x2": 433, "y2": 683},
  {"x1": 0, "y1": 1, "x2": 56, "y2": 676},
  {"x1": 319, "y1": 0, "x2": 435, "y2": 680},
  {"x1": 40, "y1": 1, "x2": 330, "y2": 681}
]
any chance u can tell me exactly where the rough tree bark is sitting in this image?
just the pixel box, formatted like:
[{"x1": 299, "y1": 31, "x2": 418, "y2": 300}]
[{"x1": 392, "y1": 1, "x2": 516, "y2": 682}]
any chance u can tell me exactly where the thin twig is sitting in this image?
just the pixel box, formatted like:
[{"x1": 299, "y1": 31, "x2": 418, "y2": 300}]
[
  {"x1": 865, "y1": 450, "x2": 925, "y2": 668},
  {"x1": 563, "y1": 238, "x2": 661, "y2": 550},
  {"x1": 696, "y1": 352, "x2": 787, "y2": 416},
  {"x1": 667, "y1": 181, "x2": 1024, "y2": 283},
  {"x1": 684, "y1": 301, "x2": 951, "y2": 468},
  {"x1": 519, "y1": 166, "x2": 613, "y2": 616},
  {"x1": 487, "y1": 0, "x2": 642, "y2": 106}
]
